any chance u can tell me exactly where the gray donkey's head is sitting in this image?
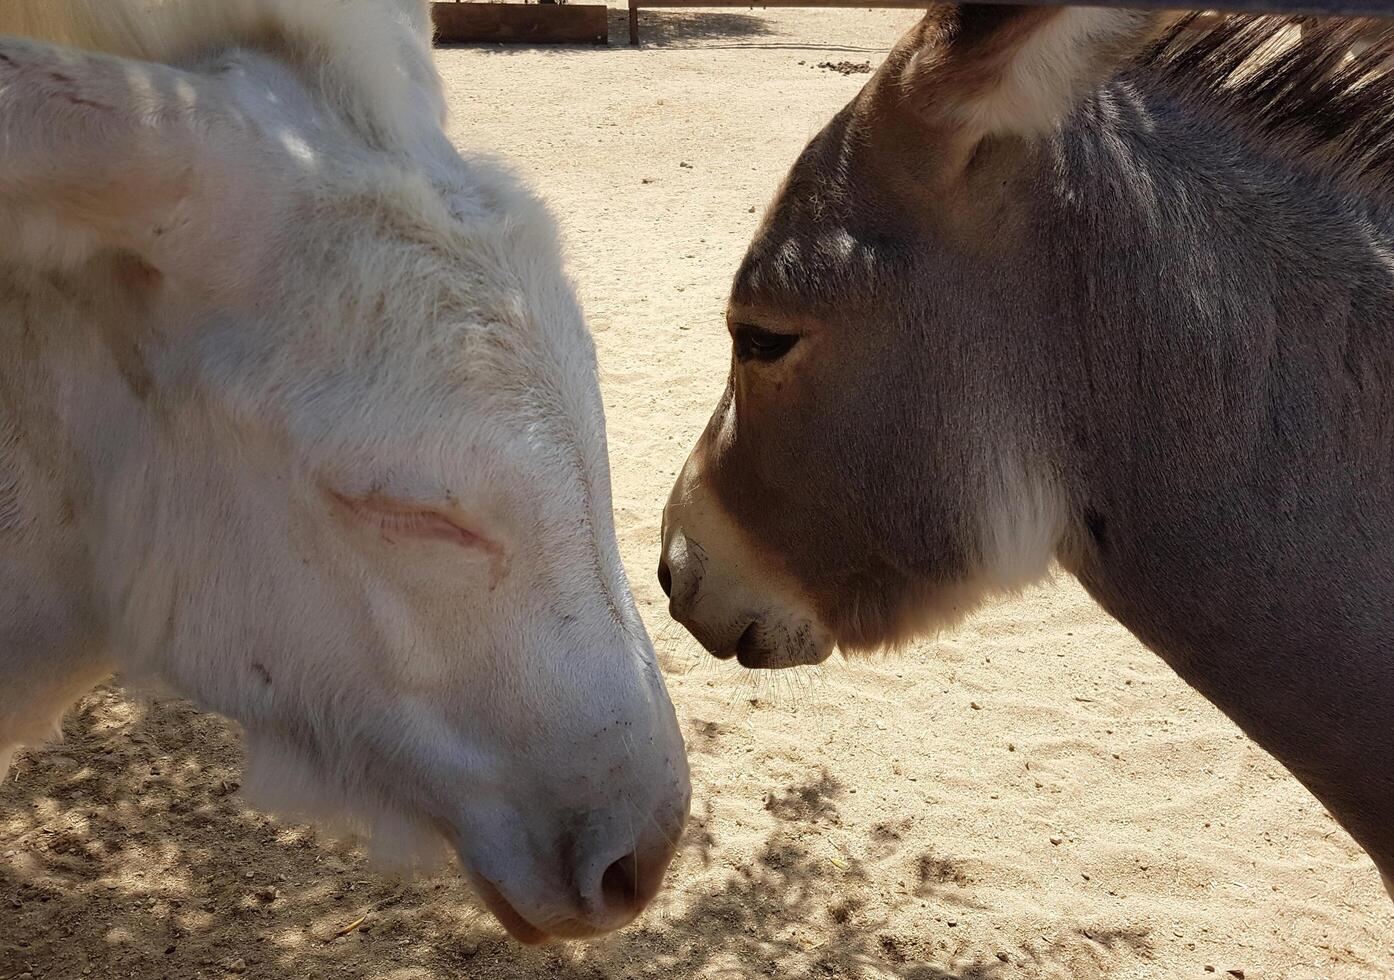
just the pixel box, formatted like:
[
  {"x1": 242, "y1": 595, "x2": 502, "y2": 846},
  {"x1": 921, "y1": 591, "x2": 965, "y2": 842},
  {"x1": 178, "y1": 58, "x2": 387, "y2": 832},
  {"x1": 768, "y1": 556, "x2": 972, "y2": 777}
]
[
  {"x1": 661, "y1": 4, "x2": 1394, "y2": 899},
  {"x1": 661, "y1": 7, "x2": 1167, "y2": 663}
]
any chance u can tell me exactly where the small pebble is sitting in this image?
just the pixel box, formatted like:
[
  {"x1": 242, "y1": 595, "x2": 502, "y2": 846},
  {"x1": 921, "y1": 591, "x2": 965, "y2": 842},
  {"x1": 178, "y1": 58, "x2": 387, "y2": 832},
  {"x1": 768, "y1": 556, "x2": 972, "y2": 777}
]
[
  {"x1": 970, "y1": 702, "x2": 982, "y2": 710},
  {"x1": 1050, "y1": 836, "x2": 1063, "y2": 846}
]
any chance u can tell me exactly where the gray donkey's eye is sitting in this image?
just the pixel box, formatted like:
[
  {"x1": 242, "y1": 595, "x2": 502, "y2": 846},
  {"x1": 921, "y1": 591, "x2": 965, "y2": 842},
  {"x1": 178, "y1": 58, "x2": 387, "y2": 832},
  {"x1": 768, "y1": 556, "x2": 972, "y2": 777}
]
[{"x1": 733, "y1": 324, "x2": 799, "y2": 363}]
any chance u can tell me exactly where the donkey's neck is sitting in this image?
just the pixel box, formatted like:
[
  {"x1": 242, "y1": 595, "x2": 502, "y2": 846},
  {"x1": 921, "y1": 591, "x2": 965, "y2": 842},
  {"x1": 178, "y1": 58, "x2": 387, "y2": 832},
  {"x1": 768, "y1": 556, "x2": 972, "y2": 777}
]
[
  {"x1": 1048, "y1": 89, "x2": 1394, "y2": 877},
  {"x1": 1069, "y1": 539, "x2": 1394, "y2": 877}
]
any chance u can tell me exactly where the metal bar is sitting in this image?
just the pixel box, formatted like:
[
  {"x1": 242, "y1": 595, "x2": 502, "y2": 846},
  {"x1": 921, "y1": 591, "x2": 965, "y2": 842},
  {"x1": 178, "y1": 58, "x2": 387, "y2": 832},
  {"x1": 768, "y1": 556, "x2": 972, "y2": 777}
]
[{"x1": 628, "y1": 0, "x2": 1394, "y2": 45}]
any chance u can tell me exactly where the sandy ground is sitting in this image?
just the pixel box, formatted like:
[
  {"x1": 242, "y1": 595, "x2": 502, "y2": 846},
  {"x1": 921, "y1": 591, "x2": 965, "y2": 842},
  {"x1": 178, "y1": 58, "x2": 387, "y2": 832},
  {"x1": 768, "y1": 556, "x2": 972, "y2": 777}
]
[{"x1": 4, "y1": 8, "x2": 1394, "y2": 979}]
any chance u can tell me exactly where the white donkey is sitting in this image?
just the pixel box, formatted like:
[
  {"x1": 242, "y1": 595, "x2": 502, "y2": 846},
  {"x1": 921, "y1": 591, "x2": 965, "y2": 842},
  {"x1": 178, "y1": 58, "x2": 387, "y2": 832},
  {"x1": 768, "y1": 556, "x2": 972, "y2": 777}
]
[{"x1": 0, "y1": 0, "x2": 689, "y2": 943}]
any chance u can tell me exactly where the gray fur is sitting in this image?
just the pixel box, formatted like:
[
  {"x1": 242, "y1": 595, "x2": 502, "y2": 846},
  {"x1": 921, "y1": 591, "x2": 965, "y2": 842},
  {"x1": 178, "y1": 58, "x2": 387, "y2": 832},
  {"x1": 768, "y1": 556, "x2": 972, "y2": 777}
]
[{"x1": 664, "y1": 10, "x2": 1394, "y2": 889}]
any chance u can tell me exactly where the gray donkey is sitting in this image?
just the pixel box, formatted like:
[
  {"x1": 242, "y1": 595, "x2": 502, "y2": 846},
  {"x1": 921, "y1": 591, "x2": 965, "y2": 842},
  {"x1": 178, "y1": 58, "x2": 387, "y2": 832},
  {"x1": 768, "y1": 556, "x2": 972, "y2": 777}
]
[{"x1": 660, "y1": 7, "x2": 1394, "y2": 900}]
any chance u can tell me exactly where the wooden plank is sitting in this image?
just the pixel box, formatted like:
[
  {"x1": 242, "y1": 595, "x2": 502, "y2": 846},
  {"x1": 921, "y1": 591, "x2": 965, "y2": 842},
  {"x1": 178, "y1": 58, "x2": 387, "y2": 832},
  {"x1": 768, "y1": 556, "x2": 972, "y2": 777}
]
[
  {"x1": 627, "y1": 0, "x2": 1394, "y2": 44},
  {"x1": 432, "y1": 2, "x2": 608, "y2": 45}
]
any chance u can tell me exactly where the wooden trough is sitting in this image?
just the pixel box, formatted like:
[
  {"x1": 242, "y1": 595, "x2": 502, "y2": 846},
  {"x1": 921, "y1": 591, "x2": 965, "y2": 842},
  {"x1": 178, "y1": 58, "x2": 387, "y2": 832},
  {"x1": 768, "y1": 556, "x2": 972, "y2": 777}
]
[{"x1": 433, "y1": 1, "x2": 609, "y2": 45}]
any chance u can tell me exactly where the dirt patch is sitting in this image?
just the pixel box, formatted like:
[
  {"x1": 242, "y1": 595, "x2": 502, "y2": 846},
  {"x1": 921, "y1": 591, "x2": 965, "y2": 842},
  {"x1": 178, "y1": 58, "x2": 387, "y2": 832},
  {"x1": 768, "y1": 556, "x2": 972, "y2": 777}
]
[{"x1": 814, "y1": 59, "x2": 873, "y2": 75}]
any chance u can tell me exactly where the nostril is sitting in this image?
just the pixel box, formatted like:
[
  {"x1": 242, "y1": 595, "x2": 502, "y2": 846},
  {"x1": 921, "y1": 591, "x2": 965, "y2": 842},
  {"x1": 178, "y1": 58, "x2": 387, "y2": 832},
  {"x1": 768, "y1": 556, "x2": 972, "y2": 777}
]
[
  {"x1": 600, "y1": 852, "x2": 640, "y2": 915},
  {"x1": 580, "y1": 828, "x2": 680, "y2": 930},
  {"x1": 656, "y1": 559, "x2": 673, "y2": 599}
]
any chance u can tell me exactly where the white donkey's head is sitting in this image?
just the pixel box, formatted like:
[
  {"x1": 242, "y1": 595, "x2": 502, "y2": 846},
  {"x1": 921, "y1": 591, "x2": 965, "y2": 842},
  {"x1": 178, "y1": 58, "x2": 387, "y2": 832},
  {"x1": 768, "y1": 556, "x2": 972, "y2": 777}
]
[{"x1": 0, "y1": 1, "x2": 688, "y2": 942}]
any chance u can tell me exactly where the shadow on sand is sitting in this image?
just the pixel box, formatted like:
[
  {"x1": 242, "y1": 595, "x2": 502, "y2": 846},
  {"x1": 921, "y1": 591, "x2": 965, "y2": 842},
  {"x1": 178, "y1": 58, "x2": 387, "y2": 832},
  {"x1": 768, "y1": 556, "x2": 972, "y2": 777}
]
[
  {"x1": 1, "y1": 689, "x2": 1154, "y2": 979},
  {"x1": 628, "y1": 9, "x2": 775, "y2": 46}
]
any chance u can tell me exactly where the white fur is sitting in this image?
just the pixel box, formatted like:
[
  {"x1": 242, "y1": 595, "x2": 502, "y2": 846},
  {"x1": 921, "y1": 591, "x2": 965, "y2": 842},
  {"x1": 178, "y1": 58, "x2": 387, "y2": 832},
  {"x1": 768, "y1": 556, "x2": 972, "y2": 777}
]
[
  {"x1": 661, "y1": 448, "x2": 834, "y2": 668},
  {"x1": 663, "y1": 446, "x2": 1064, "y2": 664},
  {"x1": 0, "y1": 0, "x2": 445, "y2": 151},
  {"x1": 953, "y1": 8, "x2": 1151, "y2": 137},
  {"x1": 979, "y1": 456, "x2": 1066, "y2": 594},
  {"x1": 0, "y1": 0, "x2": 687, "y2": 941}
]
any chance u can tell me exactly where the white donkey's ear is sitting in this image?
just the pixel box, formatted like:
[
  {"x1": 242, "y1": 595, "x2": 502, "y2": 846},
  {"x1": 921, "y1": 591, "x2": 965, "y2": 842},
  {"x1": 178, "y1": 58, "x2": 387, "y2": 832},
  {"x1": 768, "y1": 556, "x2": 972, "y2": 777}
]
[
  {"x1": 899, "y1": 4, "x2": 1161, "y2": 157},
  {"x1": 0, "y1": 37, "x2": 284, "y2": 291}
]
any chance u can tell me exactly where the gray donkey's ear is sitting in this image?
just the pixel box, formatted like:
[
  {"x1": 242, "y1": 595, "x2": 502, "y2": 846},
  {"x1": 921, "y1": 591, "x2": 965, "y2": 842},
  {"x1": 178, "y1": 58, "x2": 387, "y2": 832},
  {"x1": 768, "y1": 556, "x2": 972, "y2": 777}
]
[
  {"x1": 897, "y1": 5, "x2": 1160, "y2": 146},
  {"x1": 0, "y1": 37, "x2": 288, "y2": 291}
]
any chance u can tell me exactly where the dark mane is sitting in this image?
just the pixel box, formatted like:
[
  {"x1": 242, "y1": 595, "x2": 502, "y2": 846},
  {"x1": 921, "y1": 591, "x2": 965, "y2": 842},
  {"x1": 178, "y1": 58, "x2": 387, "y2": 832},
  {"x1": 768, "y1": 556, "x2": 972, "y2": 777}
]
[{"x1": 1138, "y1": 14, "x2": 1394, "y2": 198}]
